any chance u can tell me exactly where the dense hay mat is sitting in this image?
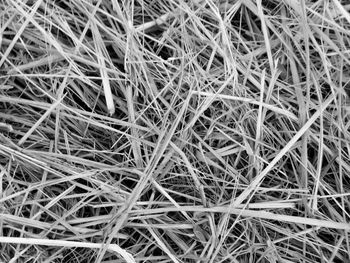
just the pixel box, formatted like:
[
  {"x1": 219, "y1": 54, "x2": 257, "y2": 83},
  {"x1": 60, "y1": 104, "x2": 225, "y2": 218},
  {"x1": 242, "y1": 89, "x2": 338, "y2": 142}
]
[{"x1": 1, "y1": 0, "x2": 350, "y2": 262}]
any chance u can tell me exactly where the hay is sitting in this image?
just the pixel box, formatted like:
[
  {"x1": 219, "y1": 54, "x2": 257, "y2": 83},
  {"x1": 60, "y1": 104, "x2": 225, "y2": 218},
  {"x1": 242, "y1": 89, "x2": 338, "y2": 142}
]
[{"x1": 1, "y1": 0, "x2": 350, "y2": 262}]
